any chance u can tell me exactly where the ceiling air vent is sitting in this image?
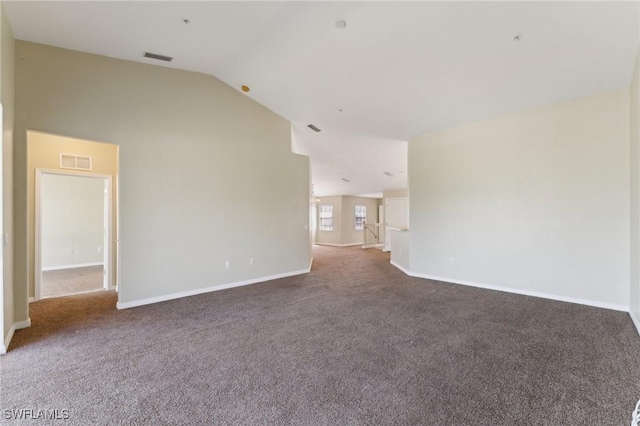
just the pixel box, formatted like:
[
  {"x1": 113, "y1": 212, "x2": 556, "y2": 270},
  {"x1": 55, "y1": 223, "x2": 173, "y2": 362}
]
[
  {"x1": 60, "y1": 153, "x2": 92, "y2": 171},
  {"x1": 307, "y1": 124, "x2": 322, "y2": 133},
  {"x1": 383, "y1": 171, "x2": 394, "y2": 177},
  {"x1": 144, "y1": 52, "x2": 173, "y2": 62},
  {"x1": 341, "y1": 178, "x2": 351, "y2": 183}
]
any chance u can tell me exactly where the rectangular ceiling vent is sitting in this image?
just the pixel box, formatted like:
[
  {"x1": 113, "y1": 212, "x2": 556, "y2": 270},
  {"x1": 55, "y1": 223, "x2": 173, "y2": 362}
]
[
  {"x1": 60, "y1": 153, "x2": 92, "y2": 171},
  {"x1": 144, "y1": 52, "x2": 173, "y2": 62},
  {"x1": 383, "y1": 171, "x2": 394, "y2": 177},
  {"x1": 341, "y1": 178, "x2": 351, "y2": 183},
  {"x1": 307, "y1": 124, "x2": 322, "y2": 133}
]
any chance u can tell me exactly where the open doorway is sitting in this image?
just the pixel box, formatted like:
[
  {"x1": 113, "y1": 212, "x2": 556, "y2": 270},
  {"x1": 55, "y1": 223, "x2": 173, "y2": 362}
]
[{"x1": 35, "y1": 171, "x2": 113, "y2": 299}]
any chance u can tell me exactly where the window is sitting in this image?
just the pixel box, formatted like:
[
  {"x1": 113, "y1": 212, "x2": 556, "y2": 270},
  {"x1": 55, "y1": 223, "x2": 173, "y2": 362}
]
[
  {"x1": 355, "y1": 205, "x2": 366, "y2": 230},
  {"x1": 319, "y1": 204, "x2": 334, "y2": 231}
]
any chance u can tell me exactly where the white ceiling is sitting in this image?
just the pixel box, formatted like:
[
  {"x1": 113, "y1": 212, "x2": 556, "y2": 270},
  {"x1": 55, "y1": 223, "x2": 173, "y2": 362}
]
[{"x1": 5, "y1": 1, "x2": 639, "y2": 197}]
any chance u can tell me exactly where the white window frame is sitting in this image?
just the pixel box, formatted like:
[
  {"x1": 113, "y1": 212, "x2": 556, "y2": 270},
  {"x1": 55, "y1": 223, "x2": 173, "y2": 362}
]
[
  {"x1": 319, "y1": 204, "x2": 334, "y2": 231},
  {"x1": 355, "y1": 205, "x2": 366, "y2": 231}
]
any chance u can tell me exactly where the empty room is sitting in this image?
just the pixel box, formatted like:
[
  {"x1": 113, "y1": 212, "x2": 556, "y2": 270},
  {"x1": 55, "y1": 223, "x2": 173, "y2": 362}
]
[{"x1": 0, "y1": 1, "x2": 639, "y2": 425}]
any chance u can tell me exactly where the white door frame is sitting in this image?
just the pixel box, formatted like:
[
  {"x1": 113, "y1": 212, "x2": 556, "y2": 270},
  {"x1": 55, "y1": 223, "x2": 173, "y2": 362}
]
[
  {"x1": 384, "y1": 197, "x2": 409, "y2": 252},
  {"x1": 34, "y1": 168, "x2": 114, "y2": 300}
]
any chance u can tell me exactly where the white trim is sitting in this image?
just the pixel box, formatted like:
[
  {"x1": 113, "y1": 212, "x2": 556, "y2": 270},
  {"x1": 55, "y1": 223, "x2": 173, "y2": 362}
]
[
  {"x1": 390, "y1": 260, "x2": 411, "y2": 275},
  {"x1": 15, "y1": 318, "x2": 31, "y2": 330},
  {"x1": 35, "y1": 169, "x2": 113, "y2": 302},
  {"x1": 116, "y1": 268, "x2": 311, "y2": 310},
  {"x1": 28, "y1": 297, "x2": 35, "y2": 303},
  {"x1": 631, "y1": 311, "x2": 640, "y2": 336},
  {"x1": 363, "y1": 243, "x2": 383, "y2": 249},
  {"x1": 389, "y1": 262, "x2": 629, "y2": 312},
  {"x1": 1, "y1": 318, "x2": 31, "y2": 355},
  {"x1": 1, "y1": 325, "x2": 15, "y2": 355},
  {"x1": 309, "y1": 257, "x2": 314, "y2": 270},
  {"x1": 42, "y1": 262, "x2": 104, "y2": 272},
  {"x1": 40, "y1": 288, "x2": 106, "y2": 300},
  {"x1": 313, "y1": 242, "x2": 362, "y2": 247}
]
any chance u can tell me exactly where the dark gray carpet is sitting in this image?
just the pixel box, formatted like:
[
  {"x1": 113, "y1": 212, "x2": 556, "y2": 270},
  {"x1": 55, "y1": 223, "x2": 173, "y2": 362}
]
[
  {"x1": 41, "y1": 266, "x2": 104, "y2": 298},
  {"x1": 1, "y1": 246, "x2": 639, "y2": 425}
]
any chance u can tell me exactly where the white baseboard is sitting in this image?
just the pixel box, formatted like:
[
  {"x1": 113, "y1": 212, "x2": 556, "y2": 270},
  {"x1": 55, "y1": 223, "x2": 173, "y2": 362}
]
[
  {"x1": 15, "y1": 318, "x2": 31, "y2": 330},
  {"x1": 1, "y1": 318, "x2": 31, "y2": 355},
  {"x1": 309, "y1": 257, "x2": 314, "y2": 270},
  {"x1": 631, "y1": 311, "x2": 640, "y2": 336},
  {"x1": 389, "y1": 262, "x2": 628, "y2": 312},
  {"x1": 28, "y1": 297, "x2": 35, "y2": 303},
  {"x1": 39, "y1": 288, "x2": 106, "y2": 300},
  {"x1": 42, "y1": 262, "x2": 103, "y2": 272},
  {"x1": 390, "y1": 260, "x2": 411, "y2": 275},
  {"x1": 117, "y1": 267, "x2": 311, "y2": 310},
  {"x1": 363, "y1": 243, "x2": 383, "y2": 249},
  {"x1": 1, "y1": 327, "x2": 15, "y2": 355},
  {"x1": 314, "y1": 242, "x2": 362, "y2": 247}
]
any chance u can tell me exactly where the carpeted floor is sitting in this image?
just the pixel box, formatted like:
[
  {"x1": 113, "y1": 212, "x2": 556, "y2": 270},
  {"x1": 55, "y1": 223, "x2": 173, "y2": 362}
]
[
  {"x1": 1, "y1": 246, "x2": 639, "y2": 425},
  {"x1": 41, "y1": 266, "x2": 104, "y2": 298}
]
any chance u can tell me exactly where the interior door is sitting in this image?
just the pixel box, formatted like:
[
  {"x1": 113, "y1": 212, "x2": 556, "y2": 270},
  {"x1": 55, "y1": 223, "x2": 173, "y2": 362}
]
[{"x1": 385, "y1": 197, "x2": 407, "y2": 251}]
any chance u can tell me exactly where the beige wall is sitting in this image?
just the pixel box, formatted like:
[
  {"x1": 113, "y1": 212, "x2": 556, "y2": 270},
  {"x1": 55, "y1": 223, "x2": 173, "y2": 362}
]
[
  {"x1": 409, "y1": 89, "x2": 630, "y2": 309},
  {"x1": 27, "y1": 132, "x2": 118, "y2": 297},
  {"x1": 15, "y1": 42, "x2": 310, "y2": 311},
  {"x1": 630, "y1": 47, "x2": 640, "y2": 329},
  {"x1": 1, "y1": 0, "x2": 15, "y2": 350},
  {"x1": 41, "y1": 172, "x2": 106, "y2": 269},
  {"x1": 340, "y1": 196, "x2": 380, "y2": 245},
  {"x1": 315, "y1": 195, "x2": 380, "y2": 246}
]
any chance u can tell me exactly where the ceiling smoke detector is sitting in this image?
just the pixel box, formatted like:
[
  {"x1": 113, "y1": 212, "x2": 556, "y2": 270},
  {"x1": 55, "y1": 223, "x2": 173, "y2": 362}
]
[
  {"x1": 143, "y1": 52, "x2": 173, "y2": 62},
  {"x1": 335, "y1": 20, "x2": 347, "y2": 29}
]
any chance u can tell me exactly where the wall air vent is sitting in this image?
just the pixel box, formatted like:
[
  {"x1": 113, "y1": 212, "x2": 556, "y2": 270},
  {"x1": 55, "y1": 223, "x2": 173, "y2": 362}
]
[
  {"x1": 60, "y1": 153, "x2": 92, "y2": 171},
  {"x1": 144, "y1": 52, "x2": 173, "y2": 62},
  {"x1": 383, "y1": 171, "x2": 394, "y2": 177},
  {"x1": 307, "y1": 124, "x2": 322, "y2": 133},
  {"x1": 342, "y1": 178, "x2": 351, "y2": 183}
]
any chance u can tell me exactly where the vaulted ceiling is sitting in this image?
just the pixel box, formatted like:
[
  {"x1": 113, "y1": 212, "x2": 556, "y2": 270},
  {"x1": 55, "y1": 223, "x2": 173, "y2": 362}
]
[{"x1": 5, "y1": 1, "x2": 639, "y2": 196}]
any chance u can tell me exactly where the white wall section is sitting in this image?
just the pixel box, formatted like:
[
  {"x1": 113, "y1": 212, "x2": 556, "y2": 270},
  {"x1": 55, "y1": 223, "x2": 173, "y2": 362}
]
[
  {"x1": 409, "y1": 89, "x2": 630, "y2": 309},
  {"x1": 630, "y1": 47, "x2": 640, "y2": 332},
  {"x1": 41, "y1": 174, "x2": 104, "y2": 269}
]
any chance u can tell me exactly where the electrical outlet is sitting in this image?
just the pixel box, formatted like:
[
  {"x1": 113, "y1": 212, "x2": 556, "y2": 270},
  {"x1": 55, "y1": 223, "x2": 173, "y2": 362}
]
[
  {"x1": 67, "y1": 248, "x2": 74, "y2": 255},
  {"x1": 449, "y1": 257, "x2": 455, "y2": 265},
  {"x1": 97, "y1": 247, "x2": 103, "y2": 253},
  {"x1": 250, "y1": 258, "x2": 255, "y2": 265},
  {"x1": 225, "y1": 261, "x2": 231, "y2": 269}
]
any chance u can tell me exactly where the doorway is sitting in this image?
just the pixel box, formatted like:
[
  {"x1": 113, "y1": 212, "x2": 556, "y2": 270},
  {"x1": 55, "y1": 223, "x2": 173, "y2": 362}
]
[{"x1": 35, "y1": 170, "x2": 113, "y2": 299}]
